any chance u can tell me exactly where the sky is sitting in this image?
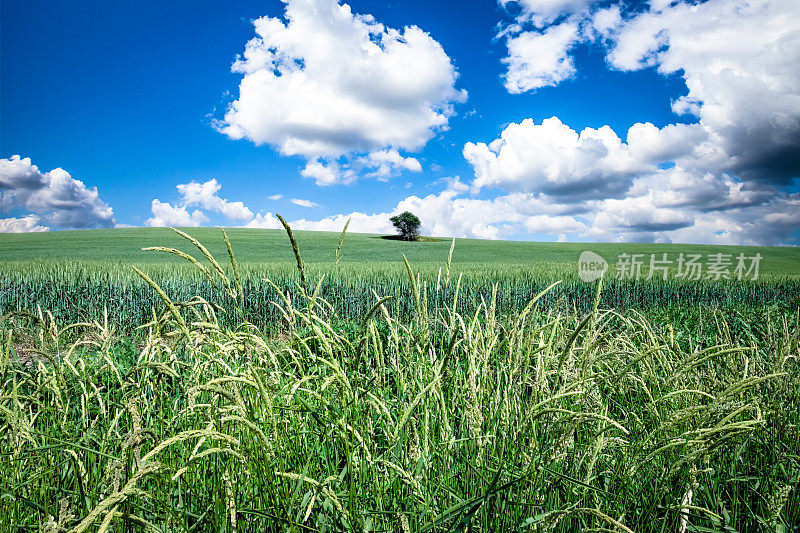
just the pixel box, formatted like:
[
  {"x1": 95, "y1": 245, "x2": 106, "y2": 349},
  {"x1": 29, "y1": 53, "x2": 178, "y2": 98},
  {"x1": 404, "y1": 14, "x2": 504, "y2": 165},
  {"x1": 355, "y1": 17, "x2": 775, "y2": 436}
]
[{"x1": 1, "y1": 0, "x2": 799, "y2": 244}]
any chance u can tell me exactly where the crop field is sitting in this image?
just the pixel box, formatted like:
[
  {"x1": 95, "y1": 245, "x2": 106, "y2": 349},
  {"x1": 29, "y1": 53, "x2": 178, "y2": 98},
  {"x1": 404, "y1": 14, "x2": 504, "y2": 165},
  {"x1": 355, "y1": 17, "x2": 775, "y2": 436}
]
[
  {"x1": 0, "y1": 226, "x2": 799, "y2": 531},
  {"x1": 1, "y1": 227, "x2": 799, "y2": 331},
  {"x1": 2, "y1": 227, "x2": 800, "y2": 270}
]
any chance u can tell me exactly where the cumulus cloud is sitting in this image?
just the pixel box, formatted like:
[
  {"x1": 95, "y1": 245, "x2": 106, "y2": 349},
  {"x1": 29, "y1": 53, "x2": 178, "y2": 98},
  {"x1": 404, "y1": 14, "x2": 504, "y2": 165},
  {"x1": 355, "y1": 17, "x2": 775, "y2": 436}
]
[
  {"x1": 524, "y1": 214, "x2": 587, "y2": 235},
  {"x1": 499, "y1": 0, "x2": 800, "y2": 184},
  {"x1": 591, "y1": 5, "x2": 621, "y2": 38},
  {"x1": 243, "y1": 212, "x2": 282, "y2": 230},
  {"x1": 136, "y1": 171, "x2": 795, "y2": 245},
  {"x1": 255, "y1": 211, "x2": 394, "y2": 234},
  {"x1": 0, "y1": 215, "x2": 49, "y2": 233},
  {"x1": 359, "y1": 149, "x2": 422, "y2": 179},
  {"x1": 0, "y1": 155, "x2": 115, "y2": 231},
  {"x1": 146, "y1": 200, "x2": 209, "y2": 227},
  {"x1": 217, "y1": 0, "x2": 465, "y2": 184},
  {"x1": 298, "y1": 148, "x2": 423, "y2": 185},
  {"x1": 469, "y1": 0, "x2": 800, "y2": 243},
  {"x1": 461, "y1": 115, "x2": 800, "y2": 244},
  {"x1": 257, "y1": 183, "x2": 798, "y2": 244},
  {"x1": 268, "y1": 194, "x2": 283, "y2": 200},
  {"x1": 584, "y1": 172, "x2": 800, "y2": 245},
  {"x1": 606, "y1": 0, "x2": 800, "y2": 183},
  {"x1": 301, "y1": 160, "x2": 349, "y2": 186},
  {"x1": 175, "y1": 179, "x2": 253, "y2": 222},
  {"x1": 463, "y1": 117, "x2": 642, "y2": 197},
  {"x1": 145, "y1": 179, "x2": 252, "y2": 227},
  {"x1": 498, "y1": 0, "x2": 603, "y2": 93},
  {"x1": 624, "y1": 122, "x2": 721, "y2": 169},
  {"x1": 503, "y1": 22, "x2": 581, "y2": 92},
  {"x1": 142, "y1": 0, "x2": 800, "y2": 245}
]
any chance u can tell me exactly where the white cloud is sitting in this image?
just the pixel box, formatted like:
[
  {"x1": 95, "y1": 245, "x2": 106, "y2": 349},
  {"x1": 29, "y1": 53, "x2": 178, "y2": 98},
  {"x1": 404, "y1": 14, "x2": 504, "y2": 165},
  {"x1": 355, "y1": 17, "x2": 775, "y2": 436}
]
[
  {"x1": 0, "y1": 155, "x2": 115, "y2": 230},
  {"x1": 217, "y1": 0, "x2": 465, "y2": 184},
  {"x1": 498, "y1": 0, "x2": 605, "y2": 92},
  {"x1": 278, "y1": 181, "x2": 799, "y2": 244},
  {"x1": 238, "y1": 0, "x2": 800, "y2": 245},
  {"x1": 268, "y1": 194, "x2": 283, "y2": 200},
  {"x1": 145, "y1": 179, "x2": 253, "y2": 227},
  {"x1": 300, "y1": 160, "x2": 353, "y2": 186},
  {"x1": 498, "y1": 0, "x2": 800, "y2": 185},
  {"x1": 501, "y1": 0, "x2": 602, "y2": 26},
  {"x1": 584, "y1": 176, "x2": 800, "y2": 246},
  {"x1": 0, "y1": 215, "x2": 49, "y2": 233},
  {"x1": 462, "y1": 116, "x2": 800, "y2": 244},
  {"x1": 145, "y1": 200, "x2": 209, "y2": 227},
  {"x1": 291, "y1": 198, "x2": 319, "y2": 208},
  {"x1": 243, "y1": 212, "x2": 283, "y2": 230},
  {"x1": 479, "y1": 0, "x2": 800, "y2": 243},
  {"x1": 359, "y1": 149, "x2": 422, "y2": 179},
  {"x1": 245, "y1": 209, "x2": 391, "y2": 233},
  {"x1": 525, "y1": 214, "x2": 587, "y2": 234},
  {"x1": 503, "y1": 22, "x2": 581, "y2": 92},
  {"x1": 463, "y1": 117, "x2": 642, "y2": 197},
  {"x1": 299, "y1": 148, "x2": 423, "y2": 185},
  {"x1": 606, "y1": 0, "x2": 800, "y2": 183},
  {"x1": 176, "y1": 179, "x2": 253, "y2": 221},
  {"x1": 275, "y1": 212, "x2": 394, "y2": 234},
  {"x1": 591, "y1": 5, "x2": 621, "y2": 38},
  {"x1": 137, "y1": 170, "x2": 797, "y2": 245},
  {"x1": 625, "y1": 122, "x2": 717, "y2": 167}
]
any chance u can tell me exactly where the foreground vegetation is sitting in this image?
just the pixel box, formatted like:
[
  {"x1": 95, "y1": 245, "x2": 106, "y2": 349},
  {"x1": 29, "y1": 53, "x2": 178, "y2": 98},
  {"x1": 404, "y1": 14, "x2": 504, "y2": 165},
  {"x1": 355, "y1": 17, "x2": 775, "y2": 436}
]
[{"x1": 1, "y1": 227, "x2": 798, "y2": 531}]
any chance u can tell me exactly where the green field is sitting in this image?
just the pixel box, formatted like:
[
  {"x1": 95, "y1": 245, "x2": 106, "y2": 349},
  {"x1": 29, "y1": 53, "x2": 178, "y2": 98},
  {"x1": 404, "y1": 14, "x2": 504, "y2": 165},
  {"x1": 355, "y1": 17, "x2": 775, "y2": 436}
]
[
  {"x1": 1, "y1": 228, "x2": 799, "y2": 331},
  {"x1": 1, "y1": 226, "x2": 799, "y2": 530},
  {"x1": 1, "y1": 227, "x2": 799, "y2": 274}
]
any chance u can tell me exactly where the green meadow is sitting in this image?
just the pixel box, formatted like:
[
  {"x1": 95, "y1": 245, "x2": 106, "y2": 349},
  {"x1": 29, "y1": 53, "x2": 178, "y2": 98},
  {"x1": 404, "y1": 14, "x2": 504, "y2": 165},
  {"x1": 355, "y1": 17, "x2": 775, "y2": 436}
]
[{"x1": 1, "y1": 227, "x2": 799, "y2": 273}]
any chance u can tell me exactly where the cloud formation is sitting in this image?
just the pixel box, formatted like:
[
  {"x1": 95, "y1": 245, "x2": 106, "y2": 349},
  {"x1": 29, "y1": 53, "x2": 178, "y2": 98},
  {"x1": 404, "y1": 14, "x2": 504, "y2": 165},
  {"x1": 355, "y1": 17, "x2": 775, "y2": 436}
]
[
  {"x1": 244, "y1": 179, "x2": 587, "y2": 240},
  {"x1": 291, "y1": 198, "x2": 319, "y2": 208},
  {"x1": 464, "y1": 117, "x2": 642, "y2": 197},
  {"x1": 501, "y1": 0, "x2": 601, "y2": 26},
  {"x1": 497, "y1": 0, "x2": 800, "y2": 184},
  {"x1": 132, "y1": 169, "x2": 797, "y2": 245},
  {"x1": 146, "y1": 200, "x2": 209, "y2": 228},
  {"x1": 606, "y1": 0, "x2": 800, "y2": 184},
  {"x1": 479, "y1": 0, "x2": 800, "y2": 244},
  {"x1": 462, "y1": 115, "x2": 799, "y2": 244},
  {"x1": 0, "y1": 155, "x2": 115, "y2": 231},
  {"x1": 145, "y1": 179, "x2": 253, "y2": 227},
  {"x1": 503, "y1": 21, "x2": 581, "y2": 93},
  {"x1": 175, "y1": 179, "x2": 253, "y2": 222},
  {"x1": 217, "y1": 0, "x2": 465, "y2": 184},
  {"x1": 0, "y1": 215, "x2": 50, "y2": 233}
]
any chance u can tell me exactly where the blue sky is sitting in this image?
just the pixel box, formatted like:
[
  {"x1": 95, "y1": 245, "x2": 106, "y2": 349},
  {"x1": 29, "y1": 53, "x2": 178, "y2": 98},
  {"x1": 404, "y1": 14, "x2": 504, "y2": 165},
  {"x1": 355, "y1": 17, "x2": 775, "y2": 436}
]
[{"x1": 2, "y1": 0, "x2": 799, "y2": 244}]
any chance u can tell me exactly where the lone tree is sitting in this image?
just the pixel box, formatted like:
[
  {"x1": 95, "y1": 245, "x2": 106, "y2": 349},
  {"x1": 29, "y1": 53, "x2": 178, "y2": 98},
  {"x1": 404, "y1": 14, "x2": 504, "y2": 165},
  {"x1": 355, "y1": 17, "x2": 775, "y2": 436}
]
[{"x1": 390, "y1": 211, "x2": 421, "y2": 241}]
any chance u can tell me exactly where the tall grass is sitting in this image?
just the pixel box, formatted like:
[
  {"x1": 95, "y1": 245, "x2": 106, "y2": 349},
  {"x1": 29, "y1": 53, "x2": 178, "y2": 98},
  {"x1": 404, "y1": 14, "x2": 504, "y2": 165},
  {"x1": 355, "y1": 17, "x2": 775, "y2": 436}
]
[{"x1": 0, "y1": 227, "x2": 798, "y2": 531}]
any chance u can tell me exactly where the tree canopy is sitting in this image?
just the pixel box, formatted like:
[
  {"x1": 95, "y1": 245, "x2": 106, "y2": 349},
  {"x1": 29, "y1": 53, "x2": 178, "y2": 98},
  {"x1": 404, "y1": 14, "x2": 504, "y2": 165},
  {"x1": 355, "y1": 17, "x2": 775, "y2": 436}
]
[{"x1": 390, "y1": 211, "x2": 421, "y2": 241}]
